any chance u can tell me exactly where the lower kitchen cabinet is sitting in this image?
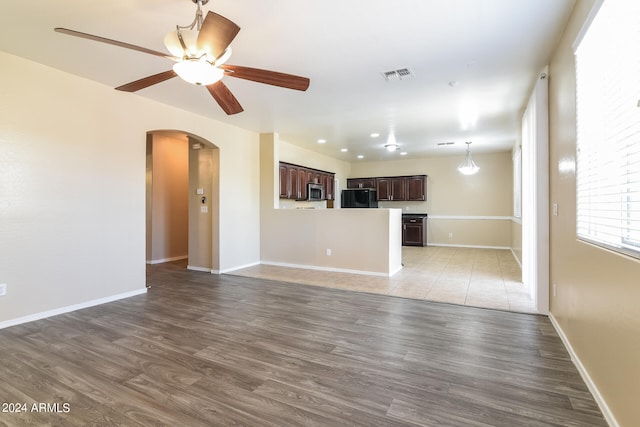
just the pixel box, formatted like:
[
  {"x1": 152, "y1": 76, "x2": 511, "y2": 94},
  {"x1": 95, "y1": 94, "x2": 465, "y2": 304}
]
[{"x1": 402, "y1": 215, "x2": 427, "y2": 246}]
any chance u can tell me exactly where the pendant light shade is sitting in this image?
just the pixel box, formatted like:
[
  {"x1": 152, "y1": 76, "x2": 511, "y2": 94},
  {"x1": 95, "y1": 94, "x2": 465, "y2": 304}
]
[
  {"x1": 173, "y1": 60, "x2": 223, "y2": 85},
  {"x1": 458, "y1": 141, "x2": 480, "y2": 175}
]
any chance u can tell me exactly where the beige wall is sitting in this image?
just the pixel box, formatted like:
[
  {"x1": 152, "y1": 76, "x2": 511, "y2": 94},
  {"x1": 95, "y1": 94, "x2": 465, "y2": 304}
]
[
  {"x1": 548, "y1": 1, "x2": 640, "y2": 426},
  {"x1": 187, "y1": 138, "x2": 218, "y2": 271},
  {"x1": 147, "y1": 132, "x2": 189, "y2": 263},
  {"x1": 351, "y1": 153, "x2": 513, "y2": 247},
  {"x1": 0, "y1": 51, "x2": 260, "y2": 325}
]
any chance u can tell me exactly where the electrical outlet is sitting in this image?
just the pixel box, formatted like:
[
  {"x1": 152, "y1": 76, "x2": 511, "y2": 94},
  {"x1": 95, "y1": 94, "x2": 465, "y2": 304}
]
[
  {"x1": 0, "y1": 283, "x2": 6, "y2": 296},
  {"x1": 326, "y1": 248, "x2": 332, "y2": 256},
  {"x1": 448, "y1": 232, "x2": 453, "y2": 239}
]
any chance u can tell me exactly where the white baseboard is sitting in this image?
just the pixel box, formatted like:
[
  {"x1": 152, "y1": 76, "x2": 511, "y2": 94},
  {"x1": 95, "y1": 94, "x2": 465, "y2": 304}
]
[
  {"x1": 260, "y1": 261, "x2": 394, "y2": 277},
  {"x1": 548, "y1": 313, "x2": 618, "y2": 427},
  {"x1": 187, "y1": 265, "x2": 212, "y2": 273},
  {"x1": 219, "y1": 261, "x2": 261, "y2": 274},
  {"x1": 510, "y1": 248, "x2": 523, "y2": 268},
  {"x1": 146, "y1": 255, "x2": 188, "y2": 265},
  {"x1": 427, "y1": 243, "x2": 511, "y2": 250},
  {"x1": 0, "y1": 288, "x2": 148, "y2": 330}
]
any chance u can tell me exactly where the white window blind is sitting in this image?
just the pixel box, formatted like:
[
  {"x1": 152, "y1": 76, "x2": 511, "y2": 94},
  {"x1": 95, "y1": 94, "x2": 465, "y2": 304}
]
[{"x1": 575, "y1": 0, "x2": 640, "y2": 258}]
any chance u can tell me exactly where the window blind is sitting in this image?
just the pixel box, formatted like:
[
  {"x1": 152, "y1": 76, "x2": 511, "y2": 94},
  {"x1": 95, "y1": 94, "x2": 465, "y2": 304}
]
[{"x1": 575, "y1": 0, "x2": 640, "y2": 258}]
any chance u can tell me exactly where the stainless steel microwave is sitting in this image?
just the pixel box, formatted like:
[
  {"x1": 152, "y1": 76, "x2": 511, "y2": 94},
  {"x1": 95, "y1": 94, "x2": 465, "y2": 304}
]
[{"x1": 307, "y1": 183, "x2": 324, "y2": 201}]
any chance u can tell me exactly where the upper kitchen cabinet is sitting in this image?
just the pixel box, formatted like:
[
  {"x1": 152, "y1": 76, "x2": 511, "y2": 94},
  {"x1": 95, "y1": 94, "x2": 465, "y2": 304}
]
[
  {"x1": 279, "y1": 162, "x2": 336, "y2": 200},
  {"x1": 405, "y1": 175, "x2": 427, "y2": 201},
  {"x1": 346, "y1": 178, "x2": 376, "y2": 189},
  {"x1": 279, "y1": 163, "x2": 289, "y2": 198},
  {"x1": 322, "y1": 173, "x2": 335, "y2": 200},
  {"x1": 377, "y1": 177, "x2": 406, "y2": 201},
  {"x1": 347, "y1": 174, "x2": 427, "y2": 202}
]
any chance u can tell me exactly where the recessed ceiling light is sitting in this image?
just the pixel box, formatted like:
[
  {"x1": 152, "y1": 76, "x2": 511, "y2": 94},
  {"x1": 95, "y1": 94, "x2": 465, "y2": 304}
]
[
  {"x1": 317, "y1": 139, "x2": 326, "y2": 144},
  {"x1": 370, "y1": 133, "x2": 379, "y2": 138},
  {"x1": 400, "y1": 152, "x2": 407, "y2": 156},
  {"x1": 357, "y1": 155, "x2": 364, "y2": 159},
  {"x1": 340, "y1": 148, "x2": 348, "y2": 152}
]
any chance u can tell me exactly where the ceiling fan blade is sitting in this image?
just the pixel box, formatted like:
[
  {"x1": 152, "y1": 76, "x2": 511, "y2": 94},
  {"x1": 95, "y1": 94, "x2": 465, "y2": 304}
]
[
  {"x1": 206, "y1": 81, "x2": 244, "y2": 115},
  {"x1": 115, "y1": 70, "x2": 178, "y2": 92},
  {"x1": 54, "y1": 28, "x2": 176, "y2": 60},
  {"x1": 197, "y1": 12, "x2": 241, "y2": 59},
  {"x1": 221, "y1": 65, "x2": 310, "y2": 91}
]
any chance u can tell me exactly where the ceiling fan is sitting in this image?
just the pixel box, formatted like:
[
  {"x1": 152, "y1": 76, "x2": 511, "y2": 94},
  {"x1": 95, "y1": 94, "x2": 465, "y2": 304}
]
[{"x1": 54, "y1": 0, "x2": 310, "y2": 115}]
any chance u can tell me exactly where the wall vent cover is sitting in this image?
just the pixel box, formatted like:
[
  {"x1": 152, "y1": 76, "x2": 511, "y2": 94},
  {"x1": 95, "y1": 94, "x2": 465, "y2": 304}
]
[{"x1": 381, "y1": 67, "x2": 415, "y2": 81}]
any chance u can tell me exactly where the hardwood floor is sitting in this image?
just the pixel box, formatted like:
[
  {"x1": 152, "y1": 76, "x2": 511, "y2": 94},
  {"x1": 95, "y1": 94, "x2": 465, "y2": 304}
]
[{"x1": 0, "y1": 261, "x2": 605, "y2": 426}]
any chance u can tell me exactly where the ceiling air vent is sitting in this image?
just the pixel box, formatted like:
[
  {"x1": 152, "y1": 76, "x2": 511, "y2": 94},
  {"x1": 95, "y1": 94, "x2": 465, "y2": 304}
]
[
  {"x1": 381, "y1": 67, "x2": 415, "y2": 81},
  {"x1": 437, "y1": 142, "x2": 455, "y2": 147}
]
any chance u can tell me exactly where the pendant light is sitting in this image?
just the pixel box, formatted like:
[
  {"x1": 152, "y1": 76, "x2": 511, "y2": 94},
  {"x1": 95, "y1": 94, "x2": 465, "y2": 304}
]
[
  {"x1": 384, "y1": 133, "x2": 399, "y2": 152},
  {"x1": 458, "y1": 141, "x2": 480, "y2": 175}
]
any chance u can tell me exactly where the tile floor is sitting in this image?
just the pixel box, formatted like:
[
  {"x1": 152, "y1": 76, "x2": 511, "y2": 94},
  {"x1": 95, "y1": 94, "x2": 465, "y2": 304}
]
[{"x1": 229, "y1": 246, "x2": 536, "y2": 313}]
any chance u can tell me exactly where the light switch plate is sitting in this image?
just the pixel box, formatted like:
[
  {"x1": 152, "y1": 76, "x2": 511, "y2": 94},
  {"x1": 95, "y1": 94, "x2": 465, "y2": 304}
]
[
  {"x1": 196, "y1": 188, "x2": 205, "y2": 195},
  {"x1": 201, "y1": 206, "x2": 208, "y2": 213},
  {"x1": 0, "y1": 283, "x2": 6, "y2": 296}
]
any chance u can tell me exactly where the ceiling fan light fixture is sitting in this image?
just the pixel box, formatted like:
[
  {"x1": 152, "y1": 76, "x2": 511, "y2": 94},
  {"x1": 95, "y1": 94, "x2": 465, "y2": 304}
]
[
  {"x1": 214, "y1": 46, "x2": 232, "y2": 66},
  {"x1": 173, "y1": 60, "x2": 223, "y2": 85},
  {"x1": 164, "y1": 30, "x2": 202, "y2": 58},
  {"x1": 458, "y1": 141, "x2": 480, "y2": 175}
]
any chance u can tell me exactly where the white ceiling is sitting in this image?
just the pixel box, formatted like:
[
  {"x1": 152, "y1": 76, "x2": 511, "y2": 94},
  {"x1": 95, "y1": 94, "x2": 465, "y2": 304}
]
[{"x1": 0, "y1": 0, "x2": 575, "y2": 161}]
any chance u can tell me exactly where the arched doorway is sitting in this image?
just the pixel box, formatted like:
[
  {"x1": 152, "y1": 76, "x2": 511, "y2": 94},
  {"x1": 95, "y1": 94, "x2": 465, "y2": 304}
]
[{"x1": 146, "y1": 130, "x2": 220, "y2": 273}]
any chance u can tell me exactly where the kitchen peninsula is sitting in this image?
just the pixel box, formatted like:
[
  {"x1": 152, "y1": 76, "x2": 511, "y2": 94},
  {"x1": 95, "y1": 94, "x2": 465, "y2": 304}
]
[{"x1": 260, "y1": 207, "x2": 403, "y2": 277}]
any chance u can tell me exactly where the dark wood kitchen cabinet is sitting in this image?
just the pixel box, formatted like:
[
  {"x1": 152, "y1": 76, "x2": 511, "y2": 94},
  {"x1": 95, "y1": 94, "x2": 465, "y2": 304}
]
[
  {"x1": 405, "y1": 175, "x2": 427, "y2": 201},
  {"x1": 279, "y1": 164, "x2": 289, "y2": 198},
  {"x1": 346, "y1": 178, "x2": 376, "y2": 189},
  {"x1": 322, "y1": 173, "x2": 335, "y2": 200},
  {"x1": 377, "y1": 177, "x2": 406, "y2": 201},
  {"x1": 279, "y1": 162, "x2": 335, "y2": 200},
  {"x1": 298, "y1": 168, "x2": 309, "y2": 200},
  {"x1": 347, "y1": 174, "x2": 427, "y2": 201},
  {"x1": 402, "y1": 215, "x2": 427, "y2": 246},
  {"x1": 289, "y1": 165, "x2": 301, "y2": 199}
]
